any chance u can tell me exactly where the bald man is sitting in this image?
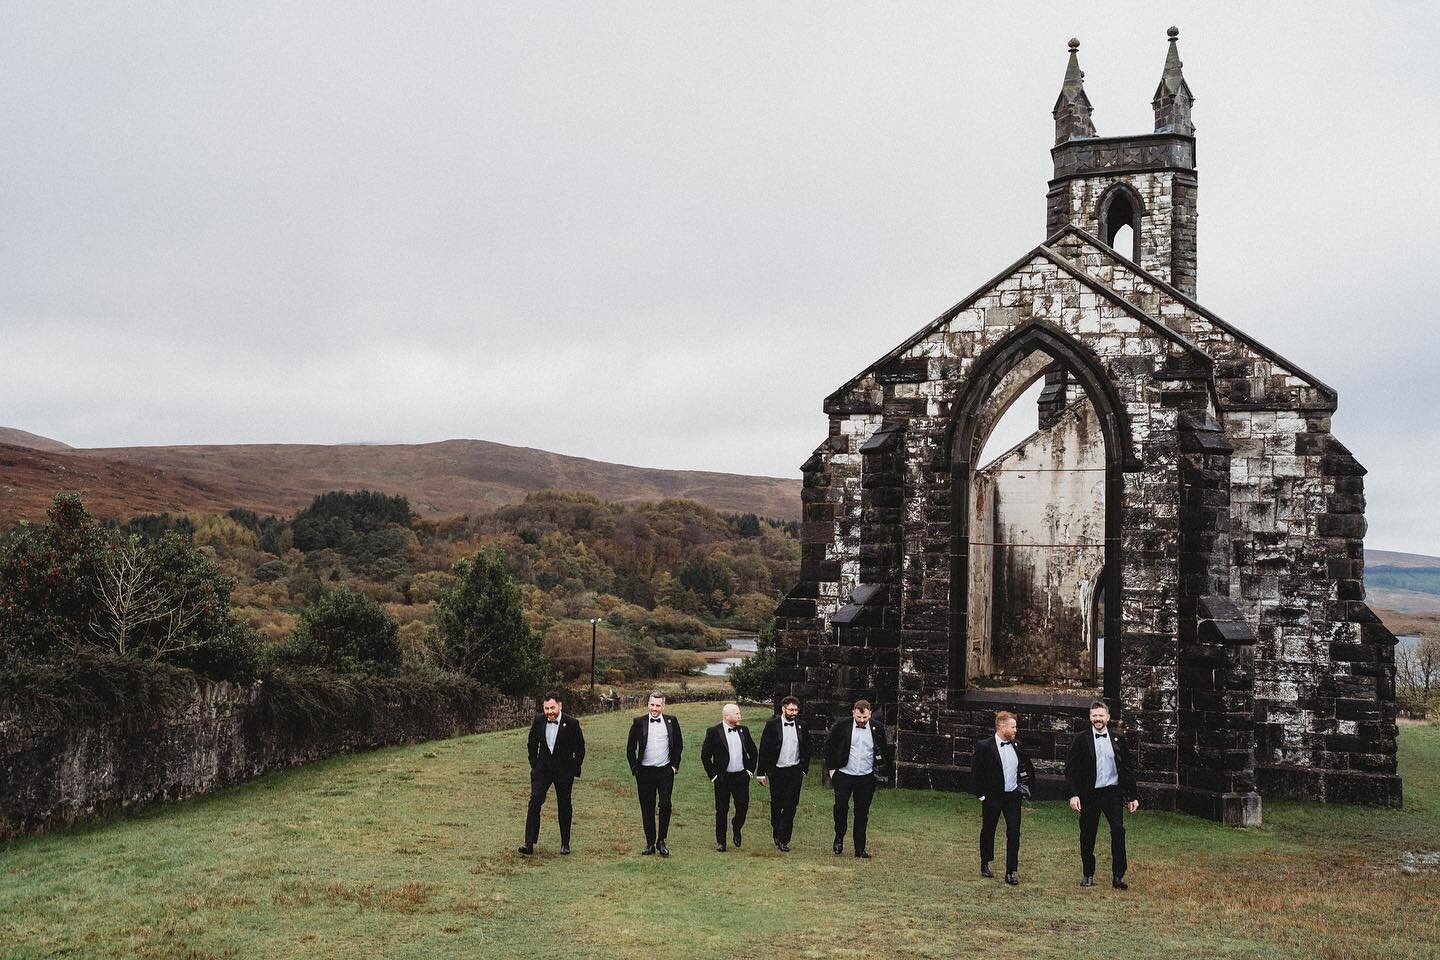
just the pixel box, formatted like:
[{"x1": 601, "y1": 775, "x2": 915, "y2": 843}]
[{"x1": 700, "y1": 703, "x2": 758, "y2": 851}]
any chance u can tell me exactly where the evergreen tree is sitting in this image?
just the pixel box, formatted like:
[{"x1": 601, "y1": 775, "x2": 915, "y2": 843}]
[
  {"x1": 435, "y1": 549, "x2": 549, "y2": 693},
  {"x1": 728, "y1": 617, "x2": 777, "y2": 702}
]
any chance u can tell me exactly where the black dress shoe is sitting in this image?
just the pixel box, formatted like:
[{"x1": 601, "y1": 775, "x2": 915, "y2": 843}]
[
  {"x1": 981, "y1": 863, "x2": 994, "y2": 878},
  {"x1": 715, "y1": 842, "x2": 726, "y2": 852},
  {"x1": 1080, "y1": 876, "x2": 1094, "y2": 887},
  {"x1": 1112, "y1": 877, "x2": 1128, "y2": 890},
  {"x1": 833, "y1": 840, "x2": 843, "y2": 855},
  {"x1": 560, "y1": 845, "x2": 571, "y2": 855},
  {"x1": 517, "y1": 844, "x2": 534, "y2": 855},
  {"x1": 641, "y1": 845, "x2": 656, "y2": 856},
  {"x1": 854, "y1": 849, "x2": 871, "y2": 859},
  {"x1": 1004, "y1": 873, "x2": 1020, "y2": 886},
  {"x1": 657, "y1": 840, "x2": 670, "y2": 857},
  {"x1": 733, "y1": 830, "x2": 742, "y2": 848}
]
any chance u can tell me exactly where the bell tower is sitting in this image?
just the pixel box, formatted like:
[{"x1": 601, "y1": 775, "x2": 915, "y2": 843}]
[{"x1": 1045, "y1": 28, "x2": 1199, "y2": 296}]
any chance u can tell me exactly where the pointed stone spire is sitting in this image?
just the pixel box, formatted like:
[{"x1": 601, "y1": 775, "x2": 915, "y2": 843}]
[
  {"x1": 1053, "y1": 38, "x2": 1097, "y2": 145},
  {"x1": 1153, "y1": 26, "x2": 1195, "y2": 135}
]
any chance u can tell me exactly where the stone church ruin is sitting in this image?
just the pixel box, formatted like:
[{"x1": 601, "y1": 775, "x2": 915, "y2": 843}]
[{"x1": 775, "y1": 30, "x2": 1401, "y2": 825}]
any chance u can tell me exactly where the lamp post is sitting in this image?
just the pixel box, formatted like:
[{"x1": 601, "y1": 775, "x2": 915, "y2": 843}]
[{"x1": 589, "y1": 618, "x2": 599, "y2": 694}]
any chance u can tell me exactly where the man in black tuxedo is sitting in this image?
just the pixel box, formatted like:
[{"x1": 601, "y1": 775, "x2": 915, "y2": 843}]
[
  {"x1": 625, "y1": 690, "x2": 683, "y2": 856},
  {"x1": 519, "y1": 691, "x2": 586, "y2": 855},
  {"x1": 824, "y1": 699, "x2": 890, "y2": 858},
  {"x1": 757, "y1": 695, "x2": 811, "y2": 852},
  {"x1": 1065, "y1": 699, "x2": 1139, "y2": 889},
  {"x1": 972, "y1": 710, "x2": 1034, "y2": 885},
  {"x1": 700, "y1": 702, "x2": 758, "y2": 851}
]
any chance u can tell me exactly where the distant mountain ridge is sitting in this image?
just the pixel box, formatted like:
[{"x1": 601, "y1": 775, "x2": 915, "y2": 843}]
[
  {"x1": 1366, "y1": 549, "x2": 1440, "y2": 570},
  {"x1": 0, "y1": 428, "x2": 802, "y2": 525},
  {"x1": 0, "y1": 427, "x2": 72, "y2": 452}
]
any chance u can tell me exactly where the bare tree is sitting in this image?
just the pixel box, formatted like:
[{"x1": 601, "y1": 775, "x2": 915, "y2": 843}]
[
  {"x1": 1396, "y1": 632, "x2": 1440, "y2": 720},
  {"x1": 89, "y1": 537, "x2": 207, "y2": 659}
]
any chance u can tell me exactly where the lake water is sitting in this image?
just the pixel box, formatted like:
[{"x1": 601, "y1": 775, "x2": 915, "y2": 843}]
[{"x1": 702, "y1": 634, "x2": 758, "y2": 676}]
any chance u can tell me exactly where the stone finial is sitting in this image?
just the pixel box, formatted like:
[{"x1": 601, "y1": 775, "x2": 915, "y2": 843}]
[
  {"x1": 1053, "y1": 37, "x2": 1097, "y2": 144},
  {"x1": 1153, "y1": 26, "x2": 1195, "y2": 136}
]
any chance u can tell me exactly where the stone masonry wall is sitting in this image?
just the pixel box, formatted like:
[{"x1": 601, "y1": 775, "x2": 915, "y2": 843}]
[
  {"x1": 0, "y1": 679, "x2": 532, "y2": 839},
  {"x1": 780, "y1": 247, "x2": 1227, "y2": 812},
  {"x1": 1052, "y1": 230, "x2": 1400, "y2": 805}
]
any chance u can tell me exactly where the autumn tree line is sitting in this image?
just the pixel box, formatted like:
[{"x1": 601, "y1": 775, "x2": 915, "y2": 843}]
[{"x1": 0, "y1": 490, "x2": 795, "y2": 719}]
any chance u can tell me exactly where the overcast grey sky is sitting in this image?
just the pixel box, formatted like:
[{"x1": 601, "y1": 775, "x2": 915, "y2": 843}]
[{"x1": 2, "y1": 3, "x2": 1437, "y2": 552}]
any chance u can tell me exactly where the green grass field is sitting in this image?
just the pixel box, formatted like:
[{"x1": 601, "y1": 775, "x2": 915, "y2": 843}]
[{"x1": 3, "y1": 703, "x2": 1438, "y2": 960}]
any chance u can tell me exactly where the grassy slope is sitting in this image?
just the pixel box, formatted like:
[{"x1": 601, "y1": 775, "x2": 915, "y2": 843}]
[{"x1": 2, "y1": 704, "x2": 1437, "y2": 960}]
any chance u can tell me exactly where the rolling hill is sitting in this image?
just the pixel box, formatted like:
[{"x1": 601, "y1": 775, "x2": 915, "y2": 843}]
[
  {"x1": 0, "y1": 427, "x2": 72, "y2": 452},
  {"x1": 0, "y1": 430, "x2": 802, "y2": 526}
]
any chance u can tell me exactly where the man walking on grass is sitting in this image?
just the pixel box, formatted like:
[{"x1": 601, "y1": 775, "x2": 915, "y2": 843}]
[
  {"x1": 519, "y1": 691, "x2": 585, "y2": 856},
  {"x1": 1065, "y1": 699, "x2": 1139, "y2": 890},
  {"x1": 972, "y1": 710, "x2": 1033, "y2": 885},
  {"x1": 757, "y1": 695, "x2": 811, "y2": 851},
  {"x1": 626, "y1": 691, "x2": 683, "y2": 856},
  {"x1": 825, "y1": 699, "x2": 890, "y2": 859},
  {"x1": 700, "y1": 703, "x2": 757, "y2": 851}
]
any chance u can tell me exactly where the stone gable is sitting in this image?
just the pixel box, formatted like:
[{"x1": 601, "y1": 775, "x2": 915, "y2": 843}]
[{"x1": 776, "y1": 33, "x2": 1399, "y2": 825}]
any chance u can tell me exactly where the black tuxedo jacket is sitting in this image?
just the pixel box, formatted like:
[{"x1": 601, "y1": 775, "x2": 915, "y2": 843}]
[
  {"x1": 971, "y1": 735, "x2": 1035, "y2": 800},
  {"x1": 626, "y1": 713, "x2": 684, "y2": 776},
  {"x1": 756, "y1": 714, "x2": 812, "y2": 777},
  {"x1": 824, "y1": 717, "x2": 892, "y2": 781},
  {"x1": 528, "y1": 712, "x2": 586, "y2": 778},
  {"x1": 1064, "y1": 726, "x2": 1138, "y2": 802},
  {"x1": 700, "y1": 723, "x2": 758, "y2": 780}
]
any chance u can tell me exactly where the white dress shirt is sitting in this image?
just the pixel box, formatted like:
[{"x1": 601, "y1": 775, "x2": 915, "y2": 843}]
[
  {"x1": 1093, "y1": 729, "x2": 1119, "y2": 789},
  {"x1": 642, "y1": 716, "x2": 670, "y2": 767},
  {"x1": 839, "y1": 723, "x2": 875, "y2": 776},
  {"x1": 724, "y1": 724, "x2": 745, "y2": 773},
  {"x1": 545, "y1": 719, "x2": 559, "y2": 753},
  {"x1": 996, "y1": 734, "x2": 1019, "y2": 792},
  {"x1": 777, "y1": 720, "x2": 800, "y2": 768}
]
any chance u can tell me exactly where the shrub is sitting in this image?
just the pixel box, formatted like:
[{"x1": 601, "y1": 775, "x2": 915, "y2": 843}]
[
  {"x1": 642, "y1": 605, "x2": 725, "y2": 651},
  {"x1": 277, "y1": 586, "x2": 402, "y2": 674},
  {"x1": 254, "y1": 558, "x2": 289, "y2": 582},
  {"x1": 409, "y1": 570, "x2": 458, "y2": 604},
  {"x1": 667, "y1": 650, "x2": 707, "y2": 675},
  {"x1": 435, "y1": 549, "x2": 550, "y2": 694},
  {"x1": 0, "y1": 494, "x2": 108, "y2": 659}
]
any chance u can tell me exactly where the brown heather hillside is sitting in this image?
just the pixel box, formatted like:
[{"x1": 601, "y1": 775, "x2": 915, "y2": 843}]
[
  {"x1": 0, "y1": 427, "x2": 72, "y2": 452},
  {"x1": 0, "y1": 444, "x2": 245, "y2": 525},
  {"x1": 0, "y1": 434, "x2": 801, "y2": 526}
]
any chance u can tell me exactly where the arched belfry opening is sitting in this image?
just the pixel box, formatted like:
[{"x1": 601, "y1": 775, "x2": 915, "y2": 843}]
[
  {"x1": 1096, "y1": 182, "x2": 1144, "y2": 262},
  {"x1": 948, "y1": 324, "x2": 1126, "y2": 703}
]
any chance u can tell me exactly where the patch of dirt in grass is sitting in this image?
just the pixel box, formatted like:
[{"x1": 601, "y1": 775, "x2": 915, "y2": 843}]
[
  {"x1": 271, "y1": 878, "x2": 437, "y2": 912},
  {"x1": 176, "y1": 893, "x2": 253, "y2": 911}
]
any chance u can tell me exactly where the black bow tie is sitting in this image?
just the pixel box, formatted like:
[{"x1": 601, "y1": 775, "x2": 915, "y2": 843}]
[
  {"x1": 1095, "y1": 732, "x2": 1108, "y2": 739},
  {"x1": 783, "y1": 721, "x2": 795, "y2": 727},
  {"x1": 726, "y1": 727, "x2": 739, "y2": 734},
  {"x1": 1000, "y1": 740, "x2": 1014, "y2": 748},
  {"x1": 855, "y1": 723, "x2": 867, "y2": 729},
  {"x1": 547, "y1": 720, "x2": 559, "y2": 725},
  {"x1": 651, "y1": 717, "x2": 662, "y2": 723}
]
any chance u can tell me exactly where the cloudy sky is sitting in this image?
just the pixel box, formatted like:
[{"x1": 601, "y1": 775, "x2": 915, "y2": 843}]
[{"x1": 3, "y1": 3, "x2": 1437, "y2": 552}]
